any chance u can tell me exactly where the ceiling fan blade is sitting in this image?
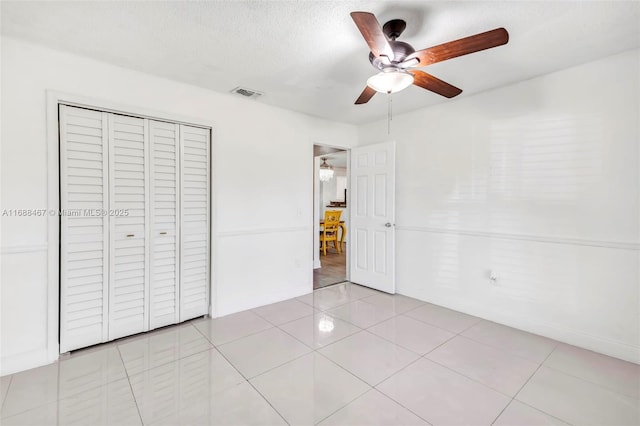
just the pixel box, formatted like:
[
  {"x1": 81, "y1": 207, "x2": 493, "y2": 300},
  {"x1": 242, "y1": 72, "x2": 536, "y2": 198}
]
[
  {"x1": 409, "y1": 70, "x2": 462, "y2": 98},
  {"x1": 350, "y1": 12, "x2": 394, "y2": 60},
  {"x1": 408, "y1": 27, "x2": 508, "y2": 66},
  {"x1": 355, "y1": 85, "x2": 377, "y2": 104}
]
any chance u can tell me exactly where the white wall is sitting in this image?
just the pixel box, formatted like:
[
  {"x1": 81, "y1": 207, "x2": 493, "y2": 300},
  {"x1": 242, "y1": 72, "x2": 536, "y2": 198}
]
[
  {"x1": 359, "y1": 49, "x2": 640, "y2": 363},
  {"x1": 0, "y1": 37, "x2": 357, "y2": 375}
]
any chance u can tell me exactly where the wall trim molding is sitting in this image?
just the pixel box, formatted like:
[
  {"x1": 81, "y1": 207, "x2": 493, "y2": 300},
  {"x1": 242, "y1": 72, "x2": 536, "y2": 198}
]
[
  {"x1": 1, "y1": 244, "x2": 49, "y2": 255},
  {"x1": 216, "y1": 226, "x2": 311, "y2": 238},
  {"x1": 395, "y1": 225, "x2": 640, "y2": 251}
]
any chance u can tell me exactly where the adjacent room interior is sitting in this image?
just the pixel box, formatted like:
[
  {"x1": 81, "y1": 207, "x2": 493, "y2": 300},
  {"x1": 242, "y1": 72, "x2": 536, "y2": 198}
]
[
  {"x1": 0, "y1": 1, "x2": 639, "y2": 425},
  {"x1": 313, "y1": 145, "x2": 348, "y2": 290}
]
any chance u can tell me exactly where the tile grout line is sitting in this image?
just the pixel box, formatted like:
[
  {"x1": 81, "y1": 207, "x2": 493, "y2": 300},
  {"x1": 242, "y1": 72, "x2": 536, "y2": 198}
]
[
  {"x1": 409, "y1": 313, "x2": 544, "y2": 405},
  {"x1": 405, "y1": 310, "x2": 555, "y2": 405},
  {"x1": 276, "y1": 294, "x2": 429, "y2": 354},
  {"x1": 408, "y1": 310, "x2": 633, "y2": 405},
  {"x1": 270, "y1": 308, "x2": 323, "y2": 327},
  {"x1": 210, "y1": 289, "x2": 385, "y2": 425},
  {"x1": 191, "y1": 320, "x2": 295, "y2": 422},
  {"x1": 540, "y1": 362, "x2": 640, "y2": 400},
  {"x1": 115, "y1": 343, "x2": 146, "y2": 426},
  {"x1": 114, "y1": 323, "x2": 217, "y2": 424},
  {"x1": 367, "y1": 319, "x2": 515, "y2": 426},
  {"x1": 192, "y1": 314, "x2": 277, "y2": 347},
  {"x1": 311, "y1": 388, "x2": 372, "y2": 426},
  {"x1": 2, "y1": 347, "x2": 139, "y2": 421},
  {"x1": 275, "y1": 318, "x2": 363, "y2": 352},
  {"x1": 371, "y1": 355, "x2": 439, "y2": 425},
  {"x1": 308, "y1": 351, "x2": 375, "y2": 425},
  {"x1": 503, "y1": 400, "x2": 575, "y2": 426},
  {"x1": 297, "y1": 282, "x2": 384, "y2": 311},
  {"x1": 190, "y1": 323, "x2": 292, "y2": 426},
  {"x1": 489, "y1": 344, "x2": 562, "y2": 425},
  {"x1": 458, "y1": 331, "x2": 557, "y2": 364},
  {"x1": 194, "y1": 304, "x2": 361, "y2": 386},
  {"x1": 318, "y1": 294, "x2": 420, "y2": 330},
  {"x1": 421, "y1": 354, "x2": 519, "y2": 400},
  {"x1": 0, "y1": 375, "x2": 13, "y2": 412},
  {"x1": 357, "y1": 308, "x2": 453, "y2": 355},
  {"x1": 357, "y1": 327, "x2": 425, "y2": 357},
  {"x1": 277, "y1": 284, "x2": 461, "y2": 424},
  {"x1": 250, "y1": 302, "x2": 317, "y2": 326},
  {"x1": 117, "y1": 335, "x2": 215, "y2": 377},
  {"x1": 402, "y1": 310, "x2": 482, "y2": 336},
  {"x1": 444, "y1": 332, "x2": 552, "y2": 365},
  {"x1": 283, "y1": 297, "x2": 434, "y2": 394}
]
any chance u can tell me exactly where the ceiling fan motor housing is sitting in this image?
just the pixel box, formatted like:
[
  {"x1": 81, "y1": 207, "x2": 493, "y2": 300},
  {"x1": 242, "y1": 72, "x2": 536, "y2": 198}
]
[{"x1": 369, "y1": 40, "x2": 415, "y2": 69}]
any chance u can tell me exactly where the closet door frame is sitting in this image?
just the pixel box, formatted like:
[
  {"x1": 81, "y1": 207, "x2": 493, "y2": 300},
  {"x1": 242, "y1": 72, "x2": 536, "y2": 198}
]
[{"x1": 47, "y1": 91, "x2": 214, "y2": 359}]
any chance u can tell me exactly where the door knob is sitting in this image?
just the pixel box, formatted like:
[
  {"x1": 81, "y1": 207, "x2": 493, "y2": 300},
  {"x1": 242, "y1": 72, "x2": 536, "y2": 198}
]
[{"x1": 384, "y1": 223, "x2": 392, "y2": 228}]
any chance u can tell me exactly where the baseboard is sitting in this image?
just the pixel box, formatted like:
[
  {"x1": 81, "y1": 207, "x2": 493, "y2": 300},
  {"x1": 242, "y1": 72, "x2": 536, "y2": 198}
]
[
  {"x1": 402, "y1": 292, "x2": 640, "y2": 365},
  {"x1": 214, "y1": 285, "x2": 311, "y2": 318},
  {"x1": 1, "y1": 348, "x2": 57, "y2": 376}
]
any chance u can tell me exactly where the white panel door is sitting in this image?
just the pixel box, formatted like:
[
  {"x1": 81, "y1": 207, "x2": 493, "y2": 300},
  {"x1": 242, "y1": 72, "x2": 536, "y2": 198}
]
[
  {"x1": 349, "y1": 141, "x2": 396, "y2": 293},
  {"x1": 149, "y1": 120, "x2": 180, "y2": 329},
  {"x1": 59, "y1": 105, "x2": 109, "y2": 352},
  {"x1": 108, "y1": 113, "x2": 150, "y2": 339},
  {"x1": 179, "y1": 125, "x2": 210, "y2": 320}
]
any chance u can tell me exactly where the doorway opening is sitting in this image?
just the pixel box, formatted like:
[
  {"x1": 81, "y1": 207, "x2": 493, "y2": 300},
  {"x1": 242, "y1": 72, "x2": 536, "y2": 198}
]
[{"x1": 313, "y1": 145, "x2": 348, "y2": 290}]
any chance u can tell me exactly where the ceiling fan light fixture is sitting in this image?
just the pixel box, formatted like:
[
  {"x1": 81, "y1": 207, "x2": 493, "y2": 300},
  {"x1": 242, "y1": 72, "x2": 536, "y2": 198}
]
[
  {"x1": 367, "y1": 69, "x2": 414, "y2": 93},
  {"x1": 319, "y1": 157, "x2": 334, "y2": 182}
]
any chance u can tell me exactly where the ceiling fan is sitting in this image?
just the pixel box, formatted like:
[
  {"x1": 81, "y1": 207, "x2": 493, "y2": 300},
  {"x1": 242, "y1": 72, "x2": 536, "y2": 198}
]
[{"x1": 350, "y1": 11, "x2": 509, "y2": 104}]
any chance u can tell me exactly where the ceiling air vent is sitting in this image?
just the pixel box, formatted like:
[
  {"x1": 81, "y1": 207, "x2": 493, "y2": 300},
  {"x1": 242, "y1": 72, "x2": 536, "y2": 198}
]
[{"x1": 230, "y1": 86, "x2": 264, "y2": 99}]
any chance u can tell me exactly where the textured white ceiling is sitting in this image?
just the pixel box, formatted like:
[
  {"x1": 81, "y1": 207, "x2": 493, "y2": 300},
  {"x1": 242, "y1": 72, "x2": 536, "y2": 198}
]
[{"x1": 2, "y1": 1, "x2": 639, "y2": 124}]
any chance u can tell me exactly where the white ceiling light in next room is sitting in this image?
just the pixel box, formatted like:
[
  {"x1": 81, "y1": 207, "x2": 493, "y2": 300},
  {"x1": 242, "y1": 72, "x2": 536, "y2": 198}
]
[{"x1": 319, "y1": 158, "x2": 334, "y2": 182}]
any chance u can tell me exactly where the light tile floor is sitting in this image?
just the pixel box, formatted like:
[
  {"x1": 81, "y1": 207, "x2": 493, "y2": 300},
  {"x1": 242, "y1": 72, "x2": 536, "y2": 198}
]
[{"x1": 1, "y1": 282, "x2": 639, "y2": 425}]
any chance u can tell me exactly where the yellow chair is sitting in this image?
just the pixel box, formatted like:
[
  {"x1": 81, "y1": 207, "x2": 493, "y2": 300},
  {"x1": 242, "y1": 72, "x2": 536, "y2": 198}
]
[{"x1": 320, "y1": 210, "x2": 342, "y2": 256}]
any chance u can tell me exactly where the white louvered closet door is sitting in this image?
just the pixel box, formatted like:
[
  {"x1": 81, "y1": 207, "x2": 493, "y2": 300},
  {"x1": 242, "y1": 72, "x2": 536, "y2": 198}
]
[
  {"x1": 108, "y1": 114, "x2": 150, "y2": 340},
  {"x1": 149, "y1": 120, "x2": 180, "y2": 329},
  {"x1": 59, "y1": 105, "x2": 109, "y2": 353},
  {"x1": 60, "y1": 106, "x2": 210, "y2": 352},
  {"x1": 180, "y1": 125, "x2": 210, "y2": 321}
]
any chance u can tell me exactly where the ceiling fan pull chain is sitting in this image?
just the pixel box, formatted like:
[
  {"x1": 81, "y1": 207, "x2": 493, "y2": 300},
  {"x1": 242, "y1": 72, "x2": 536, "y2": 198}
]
[{"x1": 387, "y1": 92, "x2": 392, "y2": 134}]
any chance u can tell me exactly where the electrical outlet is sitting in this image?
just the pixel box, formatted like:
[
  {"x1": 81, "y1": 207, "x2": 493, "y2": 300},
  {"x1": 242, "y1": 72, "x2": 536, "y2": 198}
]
[{"x1": 489, "y1": 270, "x2": 498, "y2": 283}]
